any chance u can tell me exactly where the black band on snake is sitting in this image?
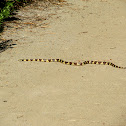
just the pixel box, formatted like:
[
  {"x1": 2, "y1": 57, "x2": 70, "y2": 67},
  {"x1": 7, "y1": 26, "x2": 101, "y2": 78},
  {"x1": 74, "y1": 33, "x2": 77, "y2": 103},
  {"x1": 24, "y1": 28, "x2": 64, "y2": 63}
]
[{"x1": 18, "y1": 59, "x2": 126, "y2": 69}]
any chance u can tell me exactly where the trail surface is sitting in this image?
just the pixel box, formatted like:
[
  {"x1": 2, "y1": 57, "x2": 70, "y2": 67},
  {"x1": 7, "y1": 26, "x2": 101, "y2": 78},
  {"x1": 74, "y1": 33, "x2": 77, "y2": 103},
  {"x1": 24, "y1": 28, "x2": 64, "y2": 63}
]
[{"x1": 0, "y1": 0, "x2": 126, "y2": 126}]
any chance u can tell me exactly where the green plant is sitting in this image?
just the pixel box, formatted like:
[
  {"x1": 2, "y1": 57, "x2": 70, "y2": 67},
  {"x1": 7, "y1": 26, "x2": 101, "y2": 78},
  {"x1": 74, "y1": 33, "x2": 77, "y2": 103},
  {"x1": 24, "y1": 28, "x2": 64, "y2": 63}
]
[{"x1": 0, "y1": 1, "x2": 14, "y2": 26}]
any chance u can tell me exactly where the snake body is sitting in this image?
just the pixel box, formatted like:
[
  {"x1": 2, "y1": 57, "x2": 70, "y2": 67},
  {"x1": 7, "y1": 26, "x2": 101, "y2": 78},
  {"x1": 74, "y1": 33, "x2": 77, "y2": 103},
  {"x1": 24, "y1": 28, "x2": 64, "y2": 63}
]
[{"x1": 18, "y1": 59, "x2": 126, "y2": 69}]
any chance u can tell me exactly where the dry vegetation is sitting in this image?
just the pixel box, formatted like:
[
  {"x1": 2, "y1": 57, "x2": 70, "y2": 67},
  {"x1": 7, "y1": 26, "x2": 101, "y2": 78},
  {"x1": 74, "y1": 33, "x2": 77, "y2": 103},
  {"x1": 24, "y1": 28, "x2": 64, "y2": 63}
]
[
  {"x1": 0, "y1": 0, "x2": 65, "y2": 52},
  {"x1": 37, "y1": 0, "x2": 64, "y2": 2}
]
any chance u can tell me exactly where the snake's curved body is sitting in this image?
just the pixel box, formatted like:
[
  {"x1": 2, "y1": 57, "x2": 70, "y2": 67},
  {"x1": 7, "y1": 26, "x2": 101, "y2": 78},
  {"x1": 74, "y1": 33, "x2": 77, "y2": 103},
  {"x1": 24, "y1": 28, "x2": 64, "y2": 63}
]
[{"x1": 18, "y1": 59, "x2": 126, "y2": 69}]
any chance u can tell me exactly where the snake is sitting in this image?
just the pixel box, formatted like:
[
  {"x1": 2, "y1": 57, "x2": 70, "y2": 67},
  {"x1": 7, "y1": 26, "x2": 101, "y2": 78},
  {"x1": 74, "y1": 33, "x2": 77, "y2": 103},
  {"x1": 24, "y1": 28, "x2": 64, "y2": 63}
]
[{"x1": 18, "y1": 59, "x2": 126, "y2": 69}]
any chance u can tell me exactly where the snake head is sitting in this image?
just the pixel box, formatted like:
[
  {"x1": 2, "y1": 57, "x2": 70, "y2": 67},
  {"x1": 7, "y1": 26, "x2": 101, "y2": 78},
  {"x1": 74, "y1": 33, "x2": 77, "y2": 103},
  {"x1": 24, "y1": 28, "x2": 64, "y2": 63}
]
[{"x1": 18, "y1": 59, "x2": 23, "y2": 61}]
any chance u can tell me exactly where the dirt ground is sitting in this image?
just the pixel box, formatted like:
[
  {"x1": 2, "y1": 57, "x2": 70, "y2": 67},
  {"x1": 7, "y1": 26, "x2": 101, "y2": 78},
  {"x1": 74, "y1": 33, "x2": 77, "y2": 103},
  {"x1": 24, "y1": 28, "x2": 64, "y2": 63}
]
[{"x1": 0, "y1": 0, "x2": 126, "y2": 126}]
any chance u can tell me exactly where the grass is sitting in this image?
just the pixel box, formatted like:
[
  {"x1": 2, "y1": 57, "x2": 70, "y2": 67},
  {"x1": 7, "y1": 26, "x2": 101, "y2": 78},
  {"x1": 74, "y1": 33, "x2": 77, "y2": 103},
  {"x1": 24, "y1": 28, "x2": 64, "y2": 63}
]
[
  {"x1": 0, "y1": 0, "x2": 32, "y2": 31},
  {"x1": 0, "y1": 1, "x2": 14, "y2": 26}
]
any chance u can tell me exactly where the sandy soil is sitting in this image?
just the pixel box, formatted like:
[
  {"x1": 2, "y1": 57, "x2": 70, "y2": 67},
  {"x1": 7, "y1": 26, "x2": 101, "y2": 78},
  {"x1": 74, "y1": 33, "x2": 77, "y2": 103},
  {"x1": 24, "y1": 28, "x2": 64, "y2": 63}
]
[{"x1": 0, "y1": 0, "x2": 126, "y2": 126}]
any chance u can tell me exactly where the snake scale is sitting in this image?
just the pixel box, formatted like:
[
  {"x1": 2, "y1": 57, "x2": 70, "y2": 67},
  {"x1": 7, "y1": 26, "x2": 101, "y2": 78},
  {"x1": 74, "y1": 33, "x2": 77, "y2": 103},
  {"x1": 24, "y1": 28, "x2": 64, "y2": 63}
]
[{"x1": 18, "y1": 59, "x2": 126, "y2": 69}]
